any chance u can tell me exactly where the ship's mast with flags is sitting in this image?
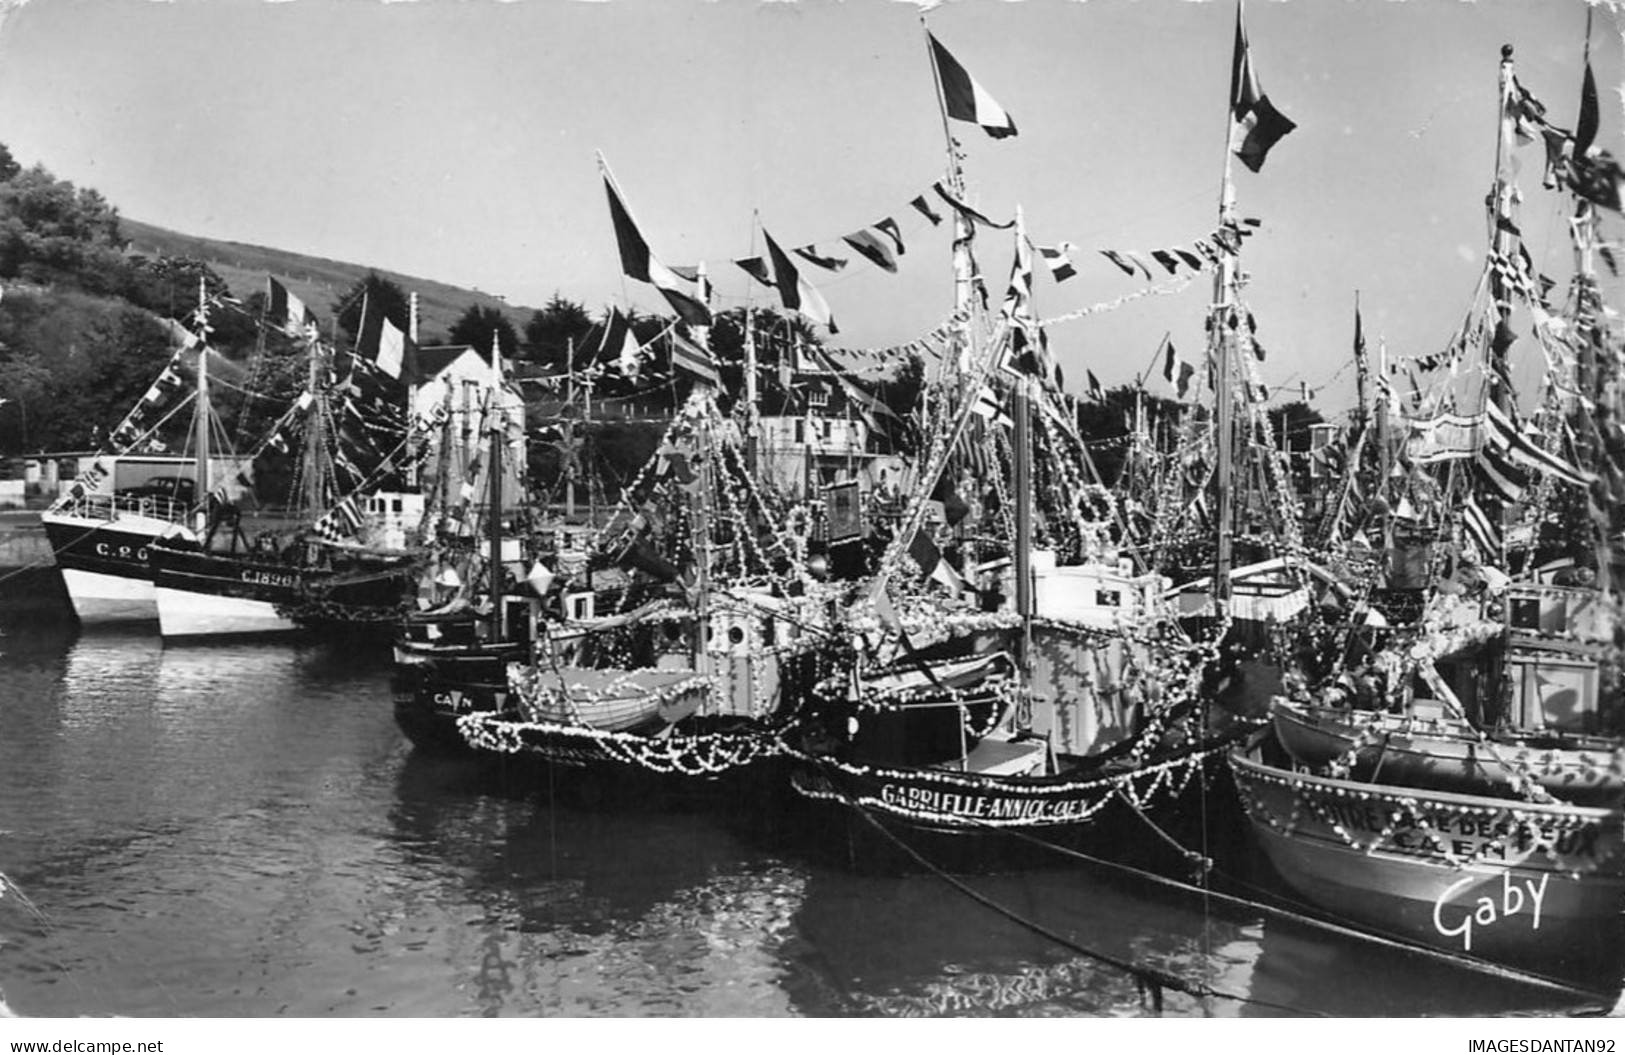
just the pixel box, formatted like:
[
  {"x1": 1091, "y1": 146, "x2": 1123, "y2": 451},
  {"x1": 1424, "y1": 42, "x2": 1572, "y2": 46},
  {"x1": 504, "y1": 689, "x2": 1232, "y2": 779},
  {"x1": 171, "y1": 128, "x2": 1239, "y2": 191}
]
[{"x1": 1208, "y1": 0, "x2": 1296, "y2": 617}]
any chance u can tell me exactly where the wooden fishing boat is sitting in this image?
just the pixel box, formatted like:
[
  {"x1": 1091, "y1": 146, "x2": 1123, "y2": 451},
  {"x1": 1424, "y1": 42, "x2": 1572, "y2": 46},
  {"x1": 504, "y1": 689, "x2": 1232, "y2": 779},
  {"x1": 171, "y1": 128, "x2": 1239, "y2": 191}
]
[
  {"x1": 1231, "y1": 729, "x2": 1625, "y2": 971},
  {"x1": 786, "y1": 11, "x2": 1303, "y2": 872},
  {"x1": 1228, "y1": 39, "x2": 1625, "y2": 977}
]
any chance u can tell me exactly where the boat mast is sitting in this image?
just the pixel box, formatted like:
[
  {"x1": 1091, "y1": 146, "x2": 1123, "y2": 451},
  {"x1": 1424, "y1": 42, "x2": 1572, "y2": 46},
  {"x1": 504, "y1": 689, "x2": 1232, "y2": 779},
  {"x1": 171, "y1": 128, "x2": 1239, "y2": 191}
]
[
  {"x1": 1211, "y1": 72, "x2": 1241, "y2": 619},
  {"x1": 1009, "y1": 206, "x2": 1035, "y2": 678},
  {"x1": 487, "y1": 333, "x2": 504, "y2": 639},
  {"x1": 194, "y1": 276, "x2": 212, "y2": 537},
  {"x1": 565, "y1": 336, "x2": 576, "y2": 520},
  {"x1": 1487, "y1": 44, "x2": 1519, "y2": 415},
  {"x1": 304, "y1": 323, "x2": 325, "y2": 519},
  {"x1": 692, "y1": 389, "x2": 713, "y2": 678},
  {"x1": 923, "y1": 16, "x2": 979, "y2": 374},
  {"x1": 743, "y1": 303, "x2": 760, "y2": 477}
]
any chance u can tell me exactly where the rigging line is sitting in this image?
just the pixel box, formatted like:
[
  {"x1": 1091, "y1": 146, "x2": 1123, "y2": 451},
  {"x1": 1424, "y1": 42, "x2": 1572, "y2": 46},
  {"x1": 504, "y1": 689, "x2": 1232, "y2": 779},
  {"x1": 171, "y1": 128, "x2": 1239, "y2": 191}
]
[
  {"x1": 995, "y1": 826, "x2": 1617, "y2": 1005},
  {"x1": 812, "y1": 759, "x2": 1318, "y2": 1016}
]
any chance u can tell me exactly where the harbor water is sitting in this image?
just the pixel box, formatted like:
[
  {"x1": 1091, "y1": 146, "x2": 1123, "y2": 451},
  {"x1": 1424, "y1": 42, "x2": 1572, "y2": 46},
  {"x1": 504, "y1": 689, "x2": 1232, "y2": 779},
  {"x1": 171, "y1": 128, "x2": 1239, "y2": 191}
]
[{"x1": 0, "y1": 580, "x2": 1617, "y2": 1018}]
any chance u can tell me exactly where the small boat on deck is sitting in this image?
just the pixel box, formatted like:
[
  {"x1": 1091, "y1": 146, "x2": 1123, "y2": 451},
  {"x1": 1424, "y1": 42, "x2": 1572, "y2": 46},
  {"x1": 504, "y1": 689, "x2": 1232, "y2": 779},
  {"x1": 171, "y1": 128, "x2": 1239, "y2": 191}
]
[{"x1": 1271, "y1": 699, "x2": 1625, "y2": 807}]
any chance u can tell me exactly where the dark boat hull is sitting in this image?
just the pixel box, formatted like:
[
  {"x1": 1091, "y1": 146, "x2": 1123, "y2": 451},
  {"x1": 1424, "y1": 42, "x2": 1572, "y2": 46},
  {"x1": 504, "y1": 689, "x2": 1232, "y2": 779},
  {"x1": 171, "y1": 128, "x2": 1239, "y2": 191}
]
[
  {"x1": 151, "y1": 544, "x2": 414, "y2": 638},
  {"x1": 787, "y1": 740, "x2": 1242, "y2": 874},
  {"x1": 392, "y1": 642, "x2": 527, "y2": 754}
]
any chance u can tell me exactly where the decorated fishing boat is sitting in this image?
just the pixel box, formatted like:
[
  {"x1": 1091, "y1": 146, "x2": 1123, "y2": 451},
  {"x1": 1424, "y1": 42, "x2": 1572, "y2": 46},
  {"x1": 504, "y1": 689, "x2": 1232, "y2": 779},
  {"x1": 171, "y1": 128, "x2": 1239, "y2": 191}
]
[
  {"x1": 784, "y1": 7, "x2": 1312, "y2": 871},
  {"x1": 40, "y1": 284, "x2": 239, "y2": 624},
  {"x1": 1231, "y1": 728, "x2": 1625, "y2": 971},
  {"x1": 149, "y1": 285, "x2": 427, "y2": 638},
  {"x1": 1231, "y1": 39, "x2": 1625, "y2": 975},
  {"x1": 446, "y1": 355, "x2": 834, "y2": 778}
]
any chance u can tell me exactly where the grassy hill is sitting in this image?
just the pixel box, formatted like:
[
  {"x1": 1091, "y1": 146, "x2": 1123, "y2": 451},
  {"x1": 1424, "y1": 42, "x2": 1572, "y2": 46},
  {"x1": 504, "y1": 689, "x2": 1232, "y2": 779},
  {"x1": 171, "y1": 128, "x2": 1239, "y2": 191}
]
[{"x1": 119, "y1": 217, "x2": 538, "y2": 342}]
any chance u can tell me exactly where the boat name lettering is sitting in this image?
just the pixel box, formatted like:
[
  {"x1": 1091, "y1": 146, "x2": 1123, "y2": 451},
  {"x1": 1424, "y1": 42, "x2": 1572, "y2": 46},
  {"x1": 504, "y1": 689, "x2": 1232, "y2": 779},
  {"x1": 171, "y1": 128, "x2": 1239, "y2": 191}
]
[
  {"x1": 877, "y1": 783, "x2": 1093, "y2": 823},
  {"x1": 94, "y1": 542, "x2": 148, "y2": 562},
  {"x1": 1308, "y1": 800, "x2": 1600, "y2": 860},
  {"x1": 242, "y1": 570, "x2": 298, "y2": 588},
  {"x1": 1431, "y1": 870, "x2": 1549, "y2": 952}
]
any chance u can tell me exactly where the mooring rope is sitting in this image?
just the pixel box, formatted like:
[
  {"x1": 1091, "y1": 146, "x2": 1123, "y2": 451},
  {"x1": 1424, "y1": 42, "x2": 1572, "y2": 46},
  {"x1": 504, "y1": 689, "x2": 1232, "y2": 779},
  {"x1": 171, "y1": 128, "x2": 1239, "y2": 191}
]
[
  {"x1": 993, "y1": 825, "x2": 1619, "y2": 1006},
  {"x1": 817, "y1": 760, "x2": 1325, "y2": 1017}
]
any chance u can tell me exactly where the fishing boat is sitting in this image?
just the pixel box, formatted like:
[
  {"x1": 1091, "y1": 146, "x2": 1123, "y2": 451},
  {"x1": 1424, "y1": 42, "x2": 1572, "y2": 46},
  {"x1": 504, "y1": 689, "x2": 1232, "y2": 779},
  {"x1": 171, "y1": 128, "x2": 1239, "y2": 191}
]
[
  {"x1": 40, "y1": 285, "x2": 233, "y2": 624},
  {"x1": 148, "y1": 288, "x2": 426, "y2": 638},
  {"x1": 1231, "y1": 39, "x2": 1625, "y2": 974},
  {"x1": 452, "y1": 374, "x2": 832, "y2": 779},
  {"x1": 1231, "y1": 729, "x2": 1625, "y2": 971},
  {"x1": 784, "y1": 8, "x2": 1311, "y2": 870},
  {"x1": 393, "y1": 340, "x2": 552, "y2": 752}
]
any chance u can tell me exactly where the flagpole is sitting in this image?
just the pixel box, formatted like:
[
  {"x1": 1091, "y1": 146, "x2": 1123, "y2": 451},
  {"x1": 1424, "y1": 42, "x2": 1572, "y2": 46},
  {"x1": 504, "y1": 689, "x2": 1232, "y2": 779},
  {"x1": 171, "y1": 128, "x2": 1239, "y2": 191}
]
[
  {"x1": 193, "y1": 277, "x2": 212, "y2": 539},
  {"x1": 922, "y1": 16, "x2": 978, "y2": 385},
  {"x1": 1487, "y1": 45, "x2": 1518, "y2": 416},
  {"x1": 1210, "y1": 2, "x2": 1245, "y2": 616}
]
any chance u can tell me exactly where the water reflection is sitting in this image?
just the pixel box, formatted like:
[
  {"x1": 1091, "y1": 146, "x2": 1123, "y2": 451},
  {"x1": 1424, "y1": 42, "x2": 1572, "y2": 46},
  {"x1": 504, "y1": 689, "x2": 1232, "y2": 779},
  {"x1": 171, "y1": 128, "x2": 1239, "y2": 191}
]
[
  {"x1": 0, "y1": 608, "x2": 1618, "y2": 1018},
  {"x1": 386, "y1": 754, "x2": 805, "y2": 1016}
]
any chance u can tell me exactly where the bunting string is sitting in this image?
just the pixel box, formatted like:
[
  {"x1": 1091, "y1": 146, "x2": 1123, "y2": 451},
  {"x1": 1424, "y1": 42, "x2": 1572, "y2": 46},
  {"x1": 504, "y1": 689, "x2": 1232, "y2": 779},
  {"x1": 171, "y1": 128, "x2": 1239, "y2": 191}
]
[{"x1": 1037, "y1": 274, "x2": 1197, "y2": 329}]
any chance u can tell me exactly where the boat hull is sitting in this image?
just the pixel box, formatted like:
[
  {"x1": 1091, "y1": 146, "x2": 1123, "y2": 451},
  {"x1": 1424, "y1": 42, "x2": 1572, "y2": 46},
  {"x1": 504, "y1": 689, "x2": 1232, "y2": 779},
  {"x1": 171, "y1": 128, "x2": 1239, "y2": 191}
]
[
  {"x1": 151, "y1": 544, "x2": 413, "y2": 639},
  {"x1": 1231, "y1": 742, "x2": 1625, "y2": 972},
  {"x1": 392, "y1": 643, "x2": 527, "y2": 754},
  {"x1": 41, "y1": 512, "x2": 174, "y2": 623},
  {"x1": 787, "y1": 739, "x2": 1239, "y2": 874}
]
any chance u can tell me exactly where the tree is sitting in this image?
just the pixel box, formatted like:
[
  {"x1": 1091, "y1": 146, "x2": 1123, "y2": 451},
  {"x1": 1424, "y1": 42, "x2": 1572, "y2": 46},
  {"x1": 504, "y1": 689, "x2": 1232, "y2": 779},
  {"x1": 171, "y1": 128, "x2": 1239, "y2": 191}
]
[
  {"x1": 0, "y1": 163, "x2": 128, "y2": 293},
  {"x1": 1073, "y1": 384, "x2": 1190, "y2": 486},
  {"x1": 522, "y1": 294, "x2": 594, "y2": 372},
  {"x1": 1266, "y1": 400, "x2": 1325, "y2": 452},
  {"x1": 331, "y1": 271, "x2": 410, "y2": 347},
  {"x1": 0, "y1": 142, "x2": 19, "y2": 183},
  {"x1": 447, "y1": 303, "x2": 519, "y2": 360}
]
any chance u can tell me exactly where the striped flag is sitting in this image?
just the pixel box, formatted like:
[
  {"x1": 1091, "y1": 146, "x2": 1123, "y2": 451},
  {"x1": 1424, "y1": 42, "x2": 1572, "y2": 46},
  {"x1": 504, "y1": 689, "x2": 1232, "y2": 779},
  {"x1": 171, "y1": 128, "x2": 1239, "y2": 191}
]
[
  {"x1": 928, "y1": 33, "x2": 1018, "y2": 140},
  {"x1": 1038, "y1": 243, "x2": 1078, "y2": 283},
  {"x1": 1229, "y1": 4, "x2": 1296, "y2": 173},
  {"x1": 764, "y1": 229, "x2": 837, "y2": 333},
  {"x1": 1462, "y1": 494, "x2": 1501, "y2": 560},
  {"x1": 1484, "y1": 402, "x2": 1594, "y2": 487},
  {"x1": 668, "y1": 328, "x2": 720, "y2": 387},
  {"x1": 794, "y1": 245, "x2": 847, "y2": 272},
  {"x1": 841, "y1": 230, "x2": 898, "y2": 273},
  {"x1": 601, "y1": 159, "x2": 711, "y2": 326},
  {"x1": 267, "y1": 277, "x2": 316, "y2": 339}
]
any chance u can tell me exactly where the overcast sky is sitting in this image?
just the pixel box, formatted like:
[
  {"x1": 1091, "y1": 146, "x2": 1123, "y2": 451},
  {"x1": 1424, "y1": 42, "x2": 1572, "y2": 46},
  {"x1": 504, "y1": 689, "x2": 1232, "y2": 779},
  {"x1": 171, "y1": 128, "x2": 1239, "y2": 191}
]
[{"x1": 0, "y1": 0, "x2": 1617, "y2": 414}]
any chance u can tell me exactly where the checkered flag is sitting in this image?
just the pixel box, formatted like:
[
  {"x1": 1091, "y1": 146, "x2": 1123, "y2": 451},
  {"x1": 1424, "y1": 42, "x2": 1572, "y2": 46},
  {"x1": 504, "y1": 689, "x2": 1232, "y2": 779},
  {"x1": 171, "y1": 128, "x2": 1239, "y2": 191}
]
[{"x1": 309, "y1": 495, "x2": 363, "y2": 544}]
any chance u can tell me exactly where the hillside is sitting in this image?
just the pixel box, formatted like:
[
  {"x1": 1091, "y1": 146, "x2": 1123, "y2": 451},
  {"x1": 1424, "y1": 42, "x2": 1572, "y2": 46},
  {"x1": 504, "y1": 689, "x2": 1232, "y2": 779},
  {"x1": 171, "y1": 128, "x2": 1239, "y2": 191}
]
[{"x1": 119, "y1": 218, "x2": 538, "y2": 341}]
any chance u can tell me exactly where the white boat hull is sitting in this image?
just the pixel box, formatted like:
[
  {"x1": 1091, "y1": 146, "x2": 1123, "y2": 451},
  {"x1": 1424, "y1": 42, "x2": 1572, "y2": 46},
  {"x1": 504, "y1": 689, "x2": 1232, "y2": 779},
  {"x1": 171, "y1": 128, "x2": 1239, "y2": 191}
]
[
  {"x1": 59, "y1": 566, "x2": 157, "y2": 624},
  {"x1": 154, "y1": 585, "x2": 298, "y2": 639}
]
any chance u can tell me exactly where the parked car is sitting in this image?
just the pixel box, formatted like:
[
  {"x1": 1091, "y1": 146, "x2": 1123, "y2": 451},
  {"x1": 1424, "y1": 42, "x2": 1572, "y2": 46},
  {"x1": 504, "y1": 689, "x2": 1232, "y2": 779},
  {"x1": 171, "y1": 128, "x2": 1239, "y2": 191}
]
[{"x1": 116, "y1": 476, "x2": 197, "y2": 505}]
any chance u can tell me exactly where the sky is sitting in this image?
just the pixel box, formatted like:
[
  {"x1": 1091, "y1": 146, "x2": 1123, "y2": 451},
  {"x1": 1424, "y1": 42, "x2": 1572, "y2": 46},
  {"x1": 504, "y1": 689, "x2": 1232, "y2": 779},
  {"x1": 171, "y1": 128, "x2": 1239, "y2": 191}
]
[{"x1": 0, "y1": 0, "x2": 1618, "y2": 416}]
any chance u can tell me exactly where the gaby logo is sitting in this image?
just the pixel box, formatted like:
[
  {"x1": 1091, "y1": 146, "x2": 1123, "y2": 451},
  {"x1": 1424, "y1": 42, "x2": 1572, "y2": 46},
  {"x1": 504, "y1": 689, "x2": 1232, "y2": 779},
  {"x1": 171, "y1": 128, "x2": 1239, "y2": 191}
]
[{"x1": 1432, "y1": 870, "x2": 1549, "y2": 952}]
